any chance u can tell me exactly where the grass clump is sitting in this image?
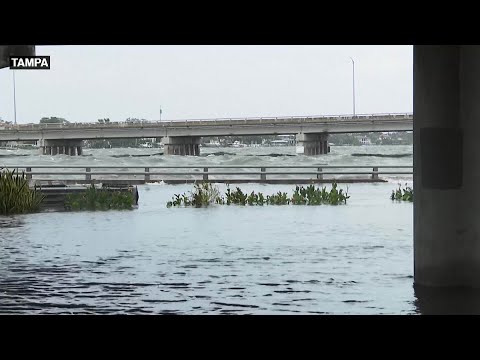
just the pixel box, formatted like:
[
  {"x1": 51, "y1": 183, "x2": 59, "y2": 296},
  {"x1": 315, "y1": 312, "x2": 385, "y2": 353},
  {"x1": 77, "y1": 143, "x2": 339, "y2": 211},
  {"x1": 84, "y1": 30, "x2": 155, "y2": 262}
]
[
  {"x1": 391, "y1": 183, "x2": 413, "y2": 202},
  {"x1": 65, "y1": 184, "x2": 135, "y2": 211},
  {"x1": 0, "y1": 169, "x2": 44, "y2": 215}
]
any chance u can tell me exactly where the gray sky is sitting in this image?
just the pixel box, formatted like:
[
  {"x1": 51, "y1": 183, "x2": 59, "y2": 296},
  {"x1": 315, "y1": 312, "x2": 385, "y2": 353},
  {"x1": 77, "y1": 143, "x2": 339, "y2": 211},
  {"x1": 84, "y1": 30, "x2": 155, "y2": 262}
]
[{"x1": 0, "y1": 45, "x2": 412, "y2": 124}]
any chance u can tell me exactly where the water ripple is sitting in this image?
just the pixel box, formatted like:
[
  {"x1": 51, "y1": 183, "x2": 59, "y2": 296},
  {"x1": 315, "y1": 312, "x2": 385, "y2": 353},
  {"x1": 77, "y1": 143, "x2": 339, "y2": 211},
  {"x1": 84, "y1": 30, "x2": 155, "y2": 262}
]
[{"x1": 0, "y1": 147, "x2": 415, "y2": 314}]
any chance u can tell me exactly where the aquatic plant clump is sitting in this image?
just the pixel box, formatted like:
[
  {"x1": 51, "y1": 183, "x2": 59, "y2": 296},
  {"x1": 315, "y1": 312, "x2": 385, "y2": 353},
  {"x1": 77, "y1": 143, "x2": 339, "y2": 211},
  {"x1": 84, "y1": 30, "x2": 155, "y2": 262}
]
[
  {"x1": 167, "y1": 182, "x2": 224, "y2": 208},
  {"x1": 0, "y1": 169, "x2": 44, "y2": 215},
  {"x1": 291, "y1": 183, "x2": 349, "y2": 205},
  {"x1": 167, "y1": 182, "x2": 349, "y2": 207},
  {"x1": 391, "y1": 183, "x2": 413, "y2": 202},
  {"x1": 65, "y1": 184, "x2": 135, "y2": 211}
]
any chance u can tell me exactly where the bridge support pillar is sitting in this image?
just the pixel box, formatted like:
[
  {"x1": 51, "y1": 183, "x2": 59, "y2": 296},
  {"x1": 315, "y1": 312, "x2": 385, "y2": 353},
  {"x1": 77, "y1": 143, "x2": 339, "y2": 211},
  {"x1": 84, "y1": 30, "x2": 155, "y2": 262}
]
[
  {"x1": 414, "y1": 45, "x2": 480, "y2": 289},
  {"x1": 40, "y1": 139, "x2": 83, "y2": 156},
  {"x1": 163, "y1": 136, "x2": 201, "y2": 156},
  {"x1": 295, "y1": 133, "x2": 330, "y2": 155}
]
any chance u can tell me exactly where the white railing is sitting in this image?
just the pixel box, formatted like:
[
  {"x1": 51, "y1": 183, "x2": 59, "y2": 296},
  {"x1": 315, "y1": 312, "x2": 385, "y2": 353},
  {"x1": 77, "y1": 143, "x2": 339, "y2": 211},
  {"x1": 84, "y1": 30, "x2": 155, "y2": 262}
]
[
  {"x1": 1, "y1": 165, "x2": 413, "y2": 183},
  {"x1": 2, "y1": 113, "x2": 413, "y2": 131}
]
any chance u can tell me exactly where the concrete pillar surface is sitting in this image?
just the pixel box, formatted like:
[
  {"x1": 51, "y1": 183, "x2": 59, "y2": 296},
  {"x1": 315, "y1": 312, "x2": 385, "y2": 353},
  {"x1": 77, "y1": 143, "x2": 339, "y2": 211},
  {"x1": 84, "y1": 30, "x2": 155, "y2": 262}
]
[
  {"x1": 296, "y1": 133, "x2": 330, "y2": 155},
  {"x1": 163, "y1": 136, "x2": 201, "y2": 156},
  {"x1": 414, "y1": 45, "x2": 480, "y2": 288},
  {"x1": 40, "y1": 139, "x2": 83, "y2": 156}
]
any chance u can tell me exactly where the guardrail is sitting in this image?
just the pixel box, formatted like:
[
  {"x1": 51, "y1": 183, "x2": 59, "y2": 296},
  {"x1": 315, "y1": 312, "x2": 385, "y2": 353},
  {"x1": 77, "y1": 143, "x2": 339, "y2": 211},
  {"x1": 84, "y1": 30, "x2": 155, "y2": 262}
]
[
  {"x1": 1, "y1": 165, "x2": 413, "y2": 184},
  {"x1": 1, "y1": 113, "x2": 413, "y2": 131}
]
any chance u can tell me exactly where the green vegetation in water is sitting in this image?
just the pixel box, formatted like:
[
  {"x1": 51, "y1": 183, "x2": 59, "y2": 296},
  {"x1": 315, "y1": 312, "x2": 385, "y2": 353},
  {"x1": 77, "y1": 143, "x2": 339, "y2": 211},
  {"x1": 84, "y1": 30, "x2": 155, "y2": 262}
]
[
  {"x1": 291, "y1": 183, "x2": 349, "y2": 205},
  {"x1": 391, "y1": 183, "x2": 413, "y2": 202},
  {"x1": 65, "y1": 184, "x2": 135, "y2": 211},
  {"x1": 0, "y1": 169, "x2": 44, "y2": 215},
  {"x1": 167, "y1": 182, "x2": 349, "y2": 207},
  {"x1": 166, "y1": 182, "x2": 224, "y2": 208}
]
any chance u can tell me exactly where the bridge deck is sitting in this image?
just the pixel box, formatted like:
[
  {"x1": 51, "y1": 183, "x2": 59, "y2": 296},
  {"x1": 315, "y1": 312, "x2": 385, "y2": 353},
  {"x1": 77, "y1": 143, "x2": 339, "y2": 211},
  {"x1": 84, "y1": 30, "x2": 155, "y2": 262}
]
[{"x1": 0, "y1": 113, "x2": 413, "y2": 141}]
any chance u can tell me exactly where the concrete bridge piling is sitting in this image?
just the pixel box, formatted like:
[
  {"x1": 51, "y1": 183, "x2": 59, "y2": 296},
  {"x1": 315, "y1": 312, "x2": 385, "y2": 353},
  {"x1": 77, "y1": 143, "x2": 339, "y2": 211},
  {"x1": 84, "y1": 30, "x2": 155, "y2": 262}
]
[
  {"x1": 414, "y1": 45, "x2": 480, "y2": 289},
  {"x1": 39, "y1": 139, "x2": 83, "y2": 156},
  {"x1": 295, "y1": 133, "x2": 330, "y2": 155},
  {"x1": 162, "y1": 136, "x2": 201, "y2": 156}
]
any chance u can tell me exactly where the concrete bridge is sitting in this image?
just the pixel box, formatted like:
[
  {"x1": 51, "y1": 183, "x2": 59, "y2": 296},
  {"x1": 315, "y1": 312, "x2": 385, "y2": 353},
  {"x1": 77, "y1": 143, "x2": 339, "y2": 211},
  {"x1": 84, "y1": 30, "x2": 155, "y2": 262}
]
[{"x1": 0, "y1": 113, "x2": 412, "y2": 156}]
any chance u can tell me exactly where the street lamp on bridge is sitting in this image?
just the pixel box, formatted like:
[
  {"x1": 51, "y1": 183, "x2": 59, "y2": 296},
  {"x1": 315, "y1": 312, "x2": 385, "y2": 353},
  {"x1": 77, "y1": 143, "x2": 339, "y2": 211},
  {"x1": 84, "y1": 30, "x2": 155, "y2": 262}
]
[
  {"x1": 350, "y1": 57, "x2": 356, "y2": 117},
  {"x1": 12, "y1": 70, "x2": 17, "y2": 126}
]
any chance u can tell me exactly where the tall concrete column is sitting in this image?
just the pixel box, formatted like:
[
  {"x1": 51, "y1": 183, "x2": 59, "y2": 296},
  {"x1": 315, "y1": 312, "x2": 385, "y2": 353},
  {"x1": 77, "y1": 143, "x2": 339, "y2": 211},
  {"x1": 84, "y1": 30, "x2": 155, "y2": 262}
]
[
  {"x1": 38, "y1": 139, "x2": 45, "y2": 155},
  {"x1": 296, "y1": 133, "x2": 330, "y2": 155},
  {"x1": 414, "y1": 45, "x2": 480, "y2": 288},
  {"x1": 163, "y1": 136, "x2": 201, "y2": 156}
]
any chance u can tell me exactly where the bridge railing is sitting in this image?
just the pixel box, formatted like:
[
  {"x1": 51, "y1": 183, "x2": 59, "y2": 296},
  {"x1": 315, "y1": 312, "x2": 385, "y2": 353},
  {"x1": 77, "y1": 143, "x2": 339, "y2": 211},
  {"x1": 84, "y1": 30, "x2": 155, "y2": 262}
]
[
  {"x1": 4, "y1": 113, "x2": 413, "y2": 131},
  {"x1": 1, "y1": 165, "x2": 413, "y2": 183}
]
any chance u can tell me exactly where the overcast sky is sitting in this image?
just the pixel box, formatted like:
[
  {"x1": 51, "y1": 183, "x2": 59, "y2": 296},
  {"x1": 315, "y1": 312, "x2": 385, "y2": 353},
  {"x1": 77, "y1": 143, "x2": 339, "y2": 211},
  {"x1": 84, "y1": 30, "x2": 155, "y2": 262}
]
[{"x1": 0, "y1": 45, "x2": 412, "y2": 124}]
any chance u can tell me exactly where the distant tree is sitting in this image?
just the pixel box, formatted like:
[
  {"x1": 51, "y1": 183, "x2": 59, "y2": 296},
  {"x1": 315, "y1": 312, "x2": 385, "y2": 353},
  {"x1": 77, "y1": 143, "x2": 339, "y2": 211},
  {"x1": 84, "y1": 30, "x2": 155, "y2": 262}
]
[
  {"x1": 329, "y1": 133, "x2": 361, "y2": 146},
  {"x1": 0, "y1": 117, "x2": 12, "y2": 125},
  {"x1": 40, "y1": 117, "x2": 69, "y2": 124},
  {"x1": 125, "y1": 117, "x2": 147, "y2": 123},
  {"x1": 84, "y1": 138, "x2": 160, "y2": 149}
]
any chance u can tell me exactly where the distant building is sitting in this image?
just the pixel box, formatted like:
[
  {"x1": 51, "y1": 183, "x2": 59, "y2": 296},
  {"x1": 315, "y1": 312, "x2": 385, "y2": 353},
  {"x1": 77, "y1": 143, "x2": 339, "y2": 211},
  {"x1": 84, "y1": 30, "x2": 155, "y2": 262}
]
[
  {"x1": 274, "y1": 134, "x2": 295, "y2": 146},
  {"x1": 270, "y1": 140, "x2": 290, "y2": 146},
  {"x1": 359, "y1": 136, "x2": 372, "y2": 145}
]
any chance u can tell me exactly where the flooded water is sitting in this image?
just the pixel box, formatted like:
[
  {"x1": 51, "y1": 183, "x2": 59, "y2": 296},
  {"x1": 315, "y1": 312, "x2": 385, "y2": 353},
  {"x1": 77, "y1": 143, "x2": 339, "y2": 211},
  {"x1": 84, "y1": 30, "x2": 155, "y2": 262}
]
[
  {"x1": 0, "y1": 145, "x2": 422, "y2": 314},
  {"x1": 1, "y1": 144, "x2": 413, "y2": 183},
  {"x1": 0, "y1": 144, "x2": 413, "y2": 169},
  {"x1": 0, "y1": 184, "x2": 416, "y2": 314}
]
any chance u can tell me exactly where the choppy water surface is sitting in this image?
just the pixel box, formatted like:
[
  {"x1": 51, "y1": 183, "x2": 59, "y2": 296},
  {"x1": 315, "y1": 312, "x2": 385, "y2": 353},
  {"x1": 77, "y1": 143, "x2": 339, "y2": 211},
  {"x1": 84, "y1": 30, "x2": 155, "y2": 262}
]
[
  {"x1": 1, "y1": 145, "x2": 413, "y2": 183},
  {"x1": 0, "y1": 145, "x2": 419, "y2": 314},
  {"x1": 0, "y1": 144, "x2": 413, "y2": 168}
]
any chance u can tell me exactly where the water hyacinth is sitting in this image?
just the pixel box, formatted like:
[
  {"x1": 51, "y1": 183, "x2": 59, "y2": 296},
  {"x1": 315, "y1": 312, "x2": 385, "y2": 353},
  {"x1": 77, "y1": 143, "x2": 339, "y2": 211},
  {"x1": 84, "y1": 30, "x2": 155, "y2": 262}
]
[
  {"x1": 290, "y1": 183, "x2": 349, "y2": 205},
  {"x1": 167, "y1": 182, "x2": 350, "y2": 207},
  {"x1": 166, "y1": 182, "x2": 224, "y2": 208},
  {"x1": 65, "y1": 184, "x2": 135, "y2": 211},
  {"x1": 390, "y1": 183, "x2": 413, "y2": 202},
  {"x1": 0, "y1": 168, "x2": 44, "y2": 215}
]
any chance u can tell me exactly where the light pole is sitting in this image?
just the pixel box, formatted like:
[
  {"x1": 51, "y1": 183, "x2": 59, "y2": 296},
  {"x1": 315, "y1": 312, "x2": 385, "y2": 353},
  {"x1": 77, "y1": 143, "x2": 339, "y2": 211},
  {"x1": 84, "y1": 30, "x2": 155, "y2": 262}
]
[
  {"x1": 160, "y1": 106, "x2": 162, "y2": 121},
  {"x1": 350, "y1": 57, "x2": 356, "y2": 117},
  {"x1": 12, "y1": 70, "x2": 17, "y2": 125}
]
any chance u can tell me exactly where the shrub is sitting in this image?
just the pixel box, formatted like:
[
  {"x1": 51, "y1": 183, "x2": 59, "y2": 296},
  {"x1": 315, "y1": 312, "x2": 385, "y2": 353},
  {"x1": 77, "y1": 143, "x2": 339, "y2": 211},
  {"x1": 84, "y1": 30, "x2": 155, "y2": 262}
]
[
  {"x1": 65, "y1": 184, "x2": 134, "y2": 211},
  {"x1": 0, "y1": 169, "x2": 44, "y2": 215}
]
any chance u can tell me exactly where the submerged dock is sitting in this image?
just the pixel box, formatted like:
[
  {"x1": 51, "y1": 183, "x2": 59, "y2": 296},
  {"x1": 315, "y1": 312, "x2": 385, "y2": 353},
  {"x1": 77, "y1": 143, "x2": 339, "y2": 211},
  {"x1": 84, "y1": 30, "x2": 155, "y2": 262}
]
[{"x1": 35, "y1": 183, "x2": 139, "y2": 210}]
